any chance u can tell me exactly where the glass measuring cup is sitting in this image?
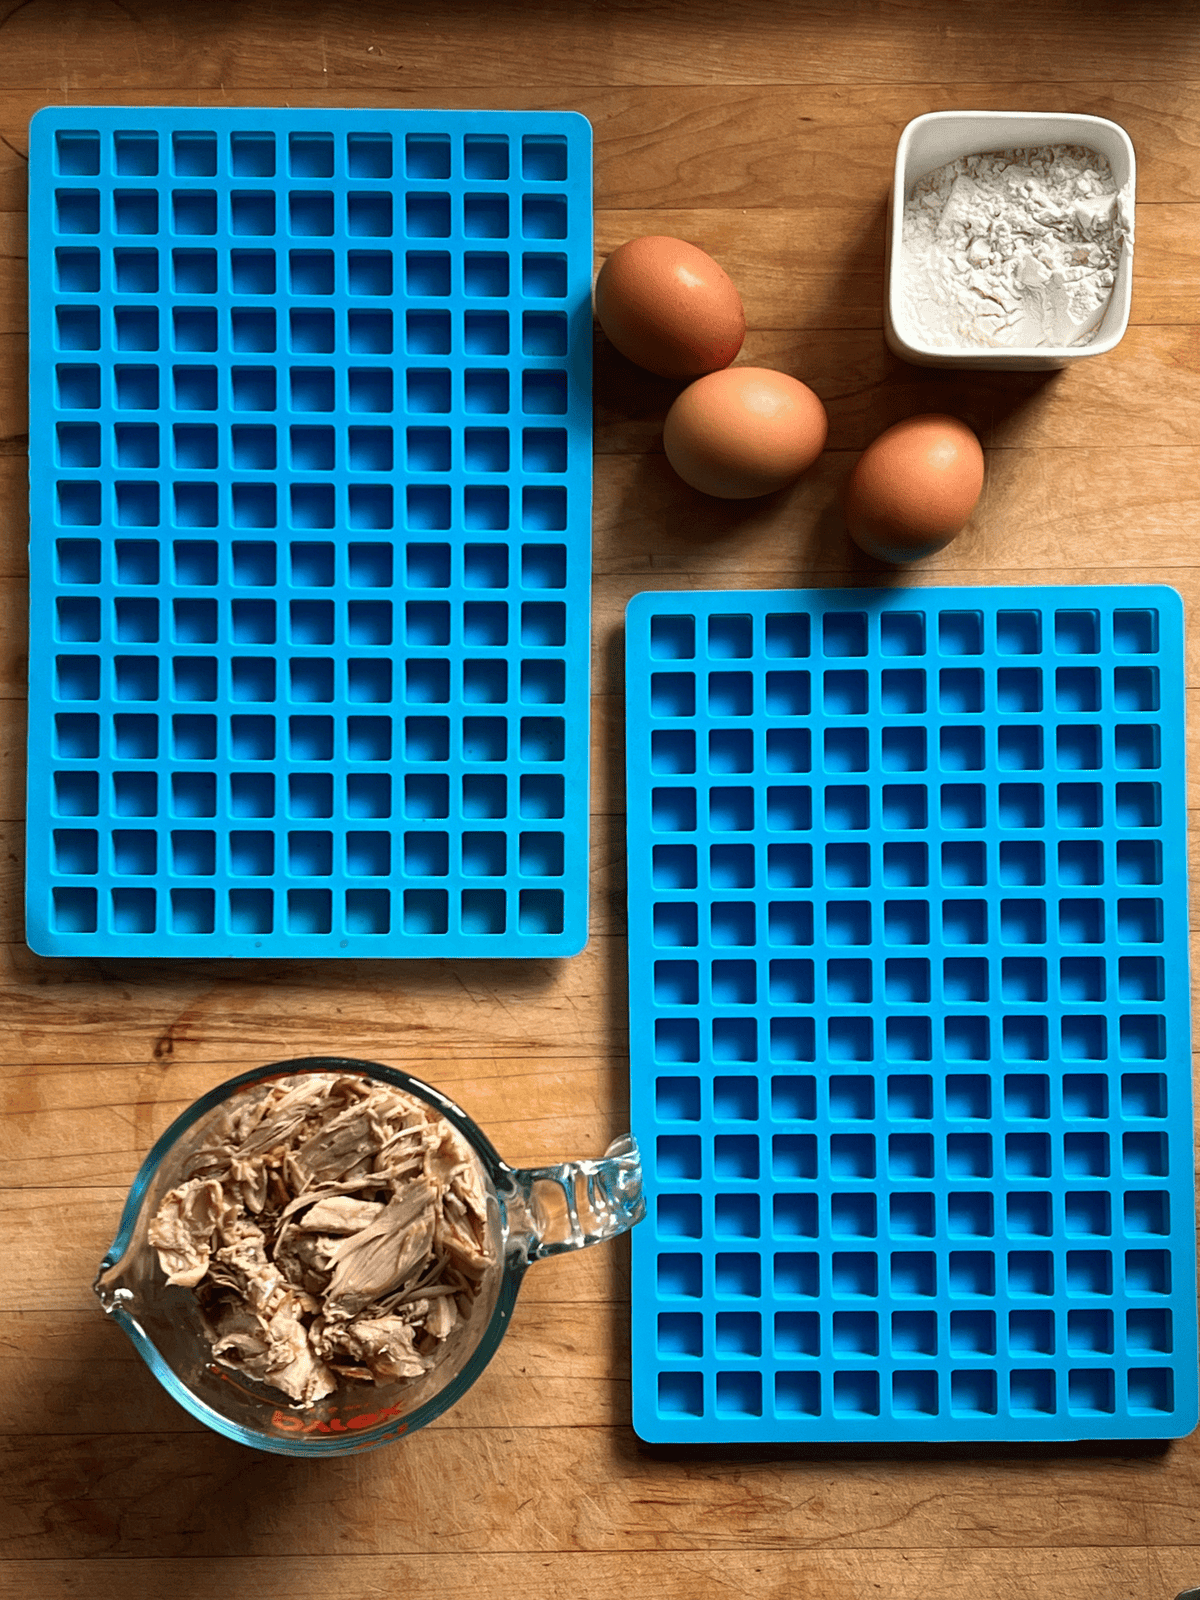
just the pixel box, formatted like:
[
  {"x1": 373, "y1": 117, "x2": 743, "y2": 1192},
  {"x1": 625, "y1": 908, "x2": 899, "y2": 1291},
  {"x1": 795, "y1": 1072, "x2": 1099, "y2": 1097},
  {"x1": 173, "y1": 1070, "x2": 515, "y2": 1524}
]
[{"x1": 94, "y1": 1056, "x2": 644, "y2": 1456}]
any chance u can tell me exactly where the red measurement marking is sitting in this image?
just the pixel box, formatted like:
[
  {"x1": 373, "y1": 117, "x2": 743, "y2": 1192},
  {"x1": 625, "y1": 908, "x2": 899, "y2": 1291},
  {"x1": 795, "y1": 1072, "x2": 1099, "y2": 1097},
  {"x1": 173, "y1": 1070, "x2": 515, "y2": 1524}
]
[{"x1": 271, "y1": 1402, "x2": 406, "y2": 1436}]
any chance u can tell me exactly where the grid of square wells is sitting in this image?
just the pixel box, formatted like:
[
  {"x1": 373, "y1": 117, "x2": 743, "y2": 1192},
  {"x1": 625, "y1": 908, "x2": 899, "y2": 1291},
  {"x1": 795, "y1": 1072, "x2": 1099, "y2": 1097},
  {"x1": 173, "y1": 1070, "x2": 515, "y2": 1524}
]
[
  {"x1": 28, "y1": 109, "x2": 591, "y2": 954},
  {"x1": 625, "y1": 589, "x2": 1195, "y2": 1443},
  {"x1": 48, "y1": 123, "x2": 578, "y2": 543},
  {"x1": 44, "y1": 539, "x2": 571, "y2": 942}
]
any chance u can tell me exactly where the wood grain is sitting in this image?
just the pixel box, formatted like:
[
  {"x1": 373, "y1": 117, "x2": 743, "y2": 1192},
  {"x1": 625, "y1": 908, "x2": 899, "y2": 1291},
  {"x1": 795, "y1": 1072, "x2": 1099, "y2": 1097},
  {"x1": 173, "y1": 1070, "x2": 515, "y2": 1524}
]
[
  {"x1": 0, "y1": 0, "x2": 1195, "y2": 88},
  {"x1": 5, "y1": 1420, "x2": 1198, "y2": 1558},
  {"x1": 0, "y1": 1552, "x2": 1191, "y2": 1600},
  {"x1": 3, "y1": 2, "x2": 1200, "y2": 1598}
]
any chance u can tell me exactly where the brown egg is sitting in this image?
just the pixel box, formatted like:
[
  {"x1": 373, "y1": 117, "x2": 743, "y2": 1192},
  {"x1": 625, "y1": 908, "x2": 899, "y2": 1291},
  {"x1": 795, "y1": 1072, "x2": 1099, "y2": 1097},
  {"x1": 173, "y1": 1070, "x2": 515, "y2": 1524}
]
[
  {"x1": 663, "y1": 367, "x2": 828, "y2": 499},
  {"x1": 846, "y1": 414, "x2": 985, "y2": 563},
  {"x1": 594, "y1": 235, "x2": 746, "y2": 379}
]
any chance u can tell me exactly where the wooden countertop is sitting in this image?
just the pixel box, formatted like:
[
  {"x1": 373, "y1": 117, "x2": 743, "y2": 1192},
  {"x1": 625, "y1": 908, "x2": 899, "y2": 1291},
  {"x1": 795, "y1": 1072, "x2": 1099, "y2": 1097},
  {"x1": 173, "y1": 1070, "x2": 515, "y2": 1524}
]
[{"x1": 3, "y1": 2, "x2": 1200, "y2": 1596}]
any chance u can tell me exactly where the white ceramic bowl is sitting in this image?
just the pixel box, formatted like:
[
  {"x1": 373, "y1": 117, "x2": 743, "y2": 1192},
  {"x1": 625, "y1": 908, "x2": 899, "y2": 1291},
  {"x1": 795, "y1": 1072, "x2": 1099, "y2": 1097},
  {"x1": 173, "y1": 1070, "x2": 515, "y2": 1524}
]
[{"x1": 884, "y1": 110, "x2": 1136, "y2": 371}]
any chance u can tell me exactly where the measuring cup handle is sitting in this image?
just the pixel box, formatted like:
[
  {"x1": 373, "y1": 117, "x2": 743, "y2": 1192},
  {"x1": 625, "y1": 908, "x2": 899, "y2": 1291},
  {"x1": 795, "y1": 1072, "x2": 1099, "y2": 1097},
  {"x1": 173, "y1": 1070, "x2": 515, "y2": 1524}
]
[{"x1": 508, "y1": 1135, "x2": 645, "y2": 1262}]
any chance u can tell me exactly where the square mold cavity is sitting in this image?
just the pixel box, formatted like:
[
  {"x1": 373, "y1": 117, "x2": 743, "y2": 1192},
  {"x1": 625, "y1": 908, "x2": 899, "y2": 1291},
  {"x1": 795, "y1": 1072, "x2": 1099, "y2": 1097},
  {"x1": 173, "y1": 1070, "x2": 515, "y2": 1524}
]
[{"x1": 886, "y1": 111, "x2": 1135, "y2": 370}]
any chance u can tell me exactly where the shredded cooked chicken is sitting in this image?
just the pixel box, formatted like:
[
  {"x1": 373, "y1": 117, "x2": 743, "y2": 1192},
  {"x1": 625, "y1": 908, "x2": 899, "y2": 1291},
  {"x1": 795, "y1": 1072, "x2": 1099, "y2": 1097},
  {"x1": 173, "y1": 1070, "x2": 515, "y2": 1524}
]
[{"x1": 148, "y1": 1072, "x2": 497, "y2": 1406}]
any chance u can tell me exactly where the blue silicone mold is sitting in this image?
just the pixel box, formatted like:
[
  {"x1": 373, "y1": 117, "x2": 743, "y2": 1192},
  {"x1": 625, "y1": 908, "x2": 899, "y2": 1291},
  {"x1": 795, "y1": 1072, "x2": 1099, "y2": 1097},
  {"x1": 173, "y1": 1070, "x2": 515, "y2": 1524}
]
[
  {"x1": 26, "y1": 107, "x2": 592, "y2": 957},
  {"x1": 625, "y1": 586, "x2": 1196, "y2": 1443}
]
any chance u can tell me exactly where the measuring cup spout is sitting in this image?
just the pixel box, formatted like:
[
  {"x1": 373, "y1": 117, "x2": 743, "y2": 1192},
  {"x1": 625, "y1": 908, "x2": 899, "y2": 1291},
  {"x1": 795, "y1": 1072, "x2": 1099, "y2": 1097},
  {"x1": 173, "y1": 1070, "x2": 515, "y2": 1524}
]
[
  {"x1": 93, "y1": 1231, "x2": 146, "y2": 1318},
  {"x1": 94, "y1": 1259, "x2": 133, "y2": 1316},
  {"x1": 505, "y1": 1135, "x2": 645, "y2": 1262}
]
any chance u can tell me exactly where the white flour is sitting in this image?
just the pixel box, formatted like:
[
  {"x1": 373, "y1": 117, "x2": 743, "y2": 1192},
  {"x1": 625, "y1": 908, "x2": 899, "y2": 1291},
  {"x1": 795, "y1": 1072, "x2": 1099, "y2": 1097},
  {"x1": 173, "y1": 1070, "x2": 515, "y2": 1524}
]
[{"x1": 899, "y1": 145, "x2": 1133, "y2": 349}]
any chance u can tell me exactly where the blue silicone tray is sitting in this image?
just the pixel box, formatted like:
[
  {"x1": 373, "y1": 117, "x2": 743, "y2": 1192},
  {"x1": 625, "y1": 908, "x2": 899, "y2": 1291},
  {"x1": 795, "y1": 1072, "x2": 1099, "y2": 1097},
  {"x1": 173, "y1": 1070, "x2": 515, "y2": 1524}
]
[
  {"x1": 26, "y1": 106, "x2": 592, "y2": 957},
  {"x1": 625, "y1": 586, "x2": 1196, "y2": 1444}
]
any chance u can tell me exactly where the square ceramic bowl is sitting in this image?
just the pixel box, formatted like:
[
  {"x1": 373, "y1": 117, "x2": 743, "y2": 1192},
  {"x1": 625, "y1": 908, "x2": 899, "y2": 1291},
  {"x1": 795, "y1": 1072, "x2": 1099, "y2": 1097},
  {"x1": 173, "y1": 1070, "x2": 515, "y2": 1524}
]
[{"x1": 884, "y1": 110, "x2": 1136, "y2": 371}]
